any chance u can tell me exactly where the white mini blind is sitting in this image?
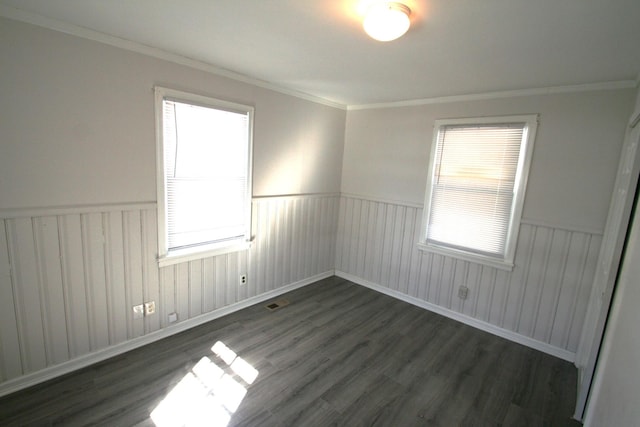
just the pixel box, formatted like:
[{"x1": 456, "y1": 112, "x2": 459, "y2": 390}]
[
  {"x1": 426, "y1": 123, "x2": 527, "y2": 258},
  {"x1": 162, "y1": 99, "x2": 250, "y2": 251}
]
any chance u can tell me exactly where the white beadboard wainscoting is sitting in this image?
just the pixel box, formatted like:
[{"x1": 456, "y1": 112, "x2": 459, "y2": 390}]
[
  {"x1": 0, "y1": 194, "x2": 339, "y2": 395},
  {"x1": 335, "y1": 195, "x2": 602, "y2": 361}
]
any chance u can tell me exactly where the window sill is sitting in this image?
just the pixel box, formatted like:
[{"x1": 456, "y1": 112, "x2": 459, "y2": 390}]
[
  {"x1": 417, "y1": 242, "x2": 514, "y2": 272},
  {"x1": 158, "y1": 240, "x2": 252, "y2": 267}
]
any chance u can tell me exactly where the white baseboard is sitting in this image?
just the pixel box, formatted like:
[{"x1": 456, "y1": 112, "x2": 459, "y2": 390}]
[
  {"x1": 0, "y1": 269, "x2": 575, "y2": 397},
  {"x1": 0, "y1": 271, "x2": 334, "y2": 397},
  {"x1": 335, "y1": 271, "x2": 576, "y2": 362}
]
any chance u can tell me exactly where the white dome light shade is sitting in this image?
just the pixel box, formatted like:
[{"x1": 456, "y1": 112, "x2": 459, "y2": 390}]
[{"x1": 363, "y1": 2, "x2": 411, "y2": 42}]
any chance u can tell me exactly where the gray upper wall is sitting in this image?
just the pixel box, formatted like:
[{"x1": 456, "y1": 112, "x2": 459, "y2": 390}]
[
  {"x1": 342, "y1": 90, "x2": 636, "y2": 233},
  {"x1": 2, "y1": 16, "x2": 635, "y2": 235},
  {"x1": 0, "y1": 17, "x2": 346, "y2": 210}
]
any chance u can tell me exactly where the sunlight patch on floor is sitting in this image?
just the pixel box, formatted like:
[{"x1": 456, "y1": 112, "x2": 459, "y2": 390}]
[
  {"x1": 151, "y1": 341, "x2": 258, "y2": 427},
  {"x1": 230, "y1": 356, "x2": 259, "y2": 385}
]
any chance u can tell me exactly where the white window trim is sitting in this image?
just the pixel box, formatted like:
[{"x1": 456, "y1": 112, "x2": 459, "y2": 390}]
[
  {"x1": 154, "y1": 86, "x2": 254, "y2": 267},
  {"x1": 417, "y1": 114, "x2": 538, "y2": 271}
]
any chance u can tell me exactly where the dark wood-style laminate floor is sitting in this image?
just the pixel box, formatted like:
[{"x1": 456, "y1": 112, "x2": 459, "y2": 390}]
[{"x1": 0, "y1": 276, "x2": 582, "y2": 426}]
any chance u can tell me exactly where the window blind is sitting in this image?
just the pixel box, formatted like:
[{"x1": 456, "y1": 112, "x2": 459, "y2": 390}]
[
  {"x1": 162, "y1": 99, "x2": 250, "y2": 251},
  {"x1": 426, "y1": 123, "x2": 526, "y2": 258}
]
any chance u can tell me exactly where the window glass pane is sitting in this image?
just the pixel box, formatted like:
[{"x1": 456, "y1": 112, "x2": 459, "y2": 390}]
[
  {"x1": 426, "y1": 123, "x2": 525, "y2": 258},
  {"x1": 162, "y1": 98, "x2": 250, "y2": 252}
]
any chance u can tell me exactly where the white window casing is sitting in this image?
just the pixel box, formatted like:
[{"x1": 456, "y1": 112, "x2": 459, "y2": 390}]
[
  {"x1": 155, "y1": 87, "x2": 253, "y2": 267},
  {"x1": 418, "y1": 115, "x2": 538, "y2": 271}
]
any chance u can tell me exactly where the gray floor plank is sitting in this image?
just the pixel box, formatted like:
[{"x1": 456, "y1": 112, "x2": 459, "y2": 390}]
[{"x1": 0, "y1": 276, "x2": 581, "y2": 426}]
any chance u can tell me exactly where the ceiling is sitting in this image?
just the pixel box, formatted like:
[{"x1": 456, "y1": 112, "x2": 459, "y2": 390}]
[{"x1": 1, "y1": 0, "x2": 640, "y2": 106}]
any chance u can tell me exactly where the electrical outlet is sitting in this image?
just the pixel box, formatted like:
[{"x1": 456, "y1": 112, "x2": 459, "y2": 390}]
[
  {"x1": 133, "y1": 304, "x2": 144, "y2": 319},
  {"x1": 458, "y1": 286, "x2": 469, "y2": 300},
  {"x1": 240, "y1": 274, "x2": 247, "y2": 285},
  {"x1": 144, "y1": 301, "x2": 156, "y2": 316}
]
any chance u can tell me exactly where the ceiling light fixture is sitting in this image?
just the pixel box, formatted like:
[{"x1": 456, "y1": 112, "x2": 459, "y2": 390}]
[{"x1": 363, "y1": 2, "x2": 411, "y2": 42}]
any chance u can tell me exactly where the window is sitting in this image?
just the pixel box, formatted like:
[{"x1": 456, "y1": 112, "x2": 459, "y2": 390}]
[
  {"x1": 155, "y1": 87, "x2": 253, "y2": 266},
  {"x1": 418, "y1": 115, "x2": 538, "y2": 270}
]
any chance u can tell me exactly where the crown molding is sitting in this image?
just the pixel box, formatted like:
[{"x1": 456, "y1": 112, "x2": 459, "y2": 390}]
[
  {"x1": 347, "y1": 80, "x2": 638, "y2": 111},
  {"x1": 2, "y1": 4, "x2": 636, "y2": 112},
  {"x1": 0, "y1": 5, "x2": 347, "y2": 110}
]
